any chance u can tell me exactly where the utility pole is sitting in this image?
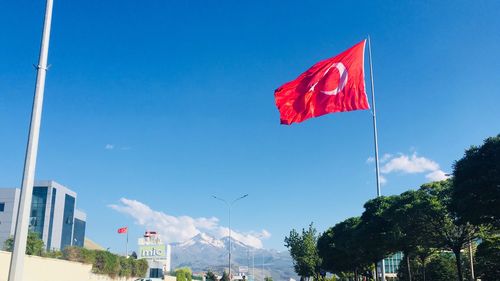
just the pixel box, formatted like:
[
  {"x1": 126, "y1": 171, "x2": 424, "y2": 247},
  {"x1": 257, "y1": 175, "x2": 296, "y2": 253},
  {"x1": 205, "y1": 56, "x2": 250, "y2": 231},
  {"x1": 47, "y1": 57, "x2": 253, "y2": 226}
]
[
  {"x1": 8, "y1": 0, "x2": 54, "y2": 280},
  {"x1": 213, "y1": 194, "x2": 249, "y2": 279}
]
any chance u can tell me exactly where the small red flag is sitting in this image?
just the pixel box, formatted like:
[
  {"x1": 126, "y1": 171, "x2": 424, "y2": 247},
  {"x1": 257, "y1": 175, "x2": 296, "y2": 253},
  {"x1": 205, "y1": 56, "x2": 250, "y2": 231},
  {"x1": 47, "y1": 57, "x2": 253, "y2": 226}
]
[
  {"x1": 274, "y1": 40, "x2": 369, "y2": 125},
  {"x1": 117, "y1": 227, "x2": 128, "y2": 234}
]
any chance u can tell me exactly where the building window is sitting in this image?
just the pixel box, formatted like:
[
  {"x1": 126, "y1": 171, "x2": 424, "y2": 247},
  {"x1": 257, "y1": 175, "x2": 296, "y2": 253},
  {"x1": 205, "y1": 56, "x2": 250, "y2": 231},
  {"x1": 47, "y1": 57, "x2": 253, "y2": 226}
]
[
  {"x1": 61, "y1": 194, "x2": 75, "y2": 250},
  {"x1": 73, "y1": 218, "x2": 86, "y2": 247},
  {"x1": 29, "y1": 187, "x2": 48, "y2": 236},
  {"x1": 47, "y1": 188, "x2": 57, "y2": 250},
  {"x1": 0, "y1": 202, "x2": 5, "y2": 212}
]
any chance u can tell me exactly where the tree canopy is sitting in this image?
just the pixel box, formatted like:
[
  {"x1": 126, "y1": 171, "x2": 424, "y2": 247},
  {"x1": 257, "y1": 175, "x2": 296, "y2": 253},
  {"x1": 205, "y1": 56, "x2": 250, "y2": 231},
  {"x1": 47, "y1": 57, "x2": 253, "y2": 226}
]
[
  {"x1": 284, "y1": 223, "x2": 322, "y2": 280},
  {"x1": 452, "y1": 134, "x2": 500, "y2": 227}
]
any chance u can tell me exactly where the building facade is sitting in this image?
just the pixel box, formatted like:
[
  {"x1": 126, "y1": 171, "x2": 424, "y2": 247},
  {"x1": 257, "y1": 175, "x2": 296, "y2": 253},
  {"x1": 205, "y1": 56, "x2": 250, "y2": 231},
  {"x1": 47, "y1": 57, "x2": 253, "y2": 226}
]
[
  {"x1": 137, "y1": 231, "x2": 172, "y2": 278},
  {"x1": 377, "y1": 252, "x2": 404, "y2": 280},
  {"x1": 0, "y1": 180, "x2": 86, "y2": 251}
]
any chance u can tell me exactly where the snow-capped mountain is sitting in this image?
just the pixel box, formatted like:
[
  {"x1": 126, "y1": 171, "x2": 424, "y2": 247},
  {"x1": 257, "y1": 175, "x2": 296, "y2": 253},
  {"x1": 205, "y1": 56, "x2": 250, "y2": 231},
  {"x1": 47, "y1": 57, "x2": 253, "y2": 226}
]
[{"x1": 170, "y1": 233, "x2": 296, "y2": 281}]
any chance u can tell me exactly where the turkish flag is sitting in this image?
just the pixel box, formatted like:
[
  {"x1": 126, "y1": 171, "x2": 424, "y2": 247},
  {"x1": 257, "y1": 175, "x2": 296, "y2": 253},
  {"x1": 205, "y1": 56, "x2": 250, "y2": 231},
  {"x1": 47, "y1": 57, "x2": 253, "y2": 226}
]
[
  {"x1": 117, "y1": 227, "x2": 128, "y2": 234},
  {"x1": 274, "y1": 40, "x2": 369, "y2": 125}
]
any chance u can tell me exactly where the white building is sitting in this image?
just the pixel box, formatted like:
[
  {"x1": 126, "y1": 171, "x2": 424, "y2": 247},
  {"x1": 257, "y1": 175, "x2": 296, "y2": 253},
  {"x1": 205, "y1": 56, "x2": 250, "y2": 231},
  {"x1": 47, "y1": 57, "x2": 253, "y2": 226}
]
[
  {"x1": 137, "y1": 231, "x2": 172, "y2": 278},
  {"x1": 0, "y1": 180, "x2": 86, "y2": 251}
]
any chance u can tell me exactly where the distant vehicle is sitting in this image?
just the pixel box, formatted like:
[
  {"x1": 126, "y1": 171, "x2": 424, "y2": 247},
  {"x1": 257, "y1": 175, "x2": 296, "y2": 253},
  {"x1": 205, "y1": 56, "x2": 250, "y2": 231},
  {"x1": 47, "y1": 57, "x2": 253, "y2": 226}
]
[{"x1": 135, "y1": 278, "x2": 163, "y2": 281}]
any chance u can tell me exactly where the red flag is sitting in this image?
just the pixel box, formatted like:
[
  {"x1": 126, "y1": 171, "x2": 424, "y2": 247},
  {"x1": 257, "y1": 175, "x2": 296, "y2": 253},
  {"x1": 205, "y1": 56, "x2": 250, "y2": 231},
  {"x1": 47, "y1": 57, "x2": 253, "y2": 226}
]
[
  {"x1": 117, "y1": 227, "x2": 128, "y2": 234},
  {"x1": 274, "y1": 40, "x2": 369, "y2": 125}
]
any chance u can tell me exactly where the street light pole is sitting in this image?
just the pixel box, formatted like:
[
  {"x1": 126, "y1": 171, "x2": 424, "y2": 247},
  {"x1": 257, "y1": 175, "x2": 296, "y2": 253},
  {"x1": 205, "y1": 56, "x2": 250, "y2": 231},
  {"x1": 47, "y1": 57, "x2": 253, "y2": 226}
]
[
  {"x1": 213, "y1": 194, "x2": 249, "y2": 279},
  {"x1": 8, "y1": 1, "x2": 53, "y2": 280}
]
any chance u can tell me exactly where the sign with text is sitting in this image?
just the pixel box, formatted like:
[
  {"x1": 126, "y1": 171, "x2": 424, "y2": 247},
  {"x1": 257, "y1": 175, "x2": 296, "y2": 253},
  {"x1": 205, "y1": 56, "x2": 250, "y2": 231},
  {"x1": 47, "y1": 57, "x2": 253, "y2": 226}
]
[{"x1": 138, "y1": 244, "x2": 167, "y2": 259}]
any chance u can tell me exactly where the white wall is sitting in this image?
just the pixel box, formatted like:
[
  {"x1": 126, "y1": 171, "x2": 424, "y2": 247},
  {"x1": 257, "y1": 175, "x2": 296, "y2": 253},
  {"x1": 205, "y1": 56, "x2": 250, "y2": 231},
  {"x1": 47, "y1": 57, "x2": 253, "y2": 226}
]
[
  {"x1": 0, "y1": 251, "x2": 138, "y2": 281},
  {"x1": 0, "y1": 189, "x2": 19, "y2": 247}
]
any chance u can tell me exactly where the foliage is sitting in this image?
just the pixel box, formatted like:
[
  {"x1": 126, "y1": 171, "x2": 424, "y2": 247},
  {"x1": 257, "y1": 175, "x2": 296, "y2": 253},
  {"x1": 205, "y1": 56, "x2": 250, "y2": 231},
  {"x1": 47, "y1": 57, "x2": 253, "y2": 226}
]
[
  {"x1": 3, "y1": 232, "x2": 45, "y2": 256},
  {"x1": 284, "y1": 223, "x2": 322, "y2": 280},
  {"x1": 176, "y1": 267, "x2": 193, "y2": 281},
  {"x1": 318, "y1": 217, "x2": 370, "y2": 275},
  {"x1": 205, "y1": 270, "x2": 217, "y2": 281},
  {"x1": 264, "y1": 277, "x2": 273, "y2": 281},
  {"x1": 452, "y1": 134, "x2": 500, "y2": 227},
  {"x1": 387, "y1": 189, "x2": 446, "y2": 281},
  {"x1": 475, "y1": 236, "x2": 500, "y2": 281},
  {"x1": 130, "y1": 251, "x2": 138, "y2": 259},
  {"x1": 43, "y1": 249, "x2": 63, "y2": 259},
  {"x1": 221, "y1": 271, "x2": 230, "y2": 281},
  {"x1": 60, "y1": 246, "x2": 146, "y2": 278},
  {"x1": 284, "y1": 136, "x2": 500, "y2": 281},
  {"x1": 93, "y1": 250, "x2": 120, "y2": 277},
  {"x1": 397, "y1": 253, "x2": 458, "y2": 281},
  {"x1": 425, "y1": 254, "x2": 457, "y2": 281},
  {"x1": 133, "y1": 258, "x2": 149, "y2": 277},
  {"x1": 358, "y1": 196, "x2": 400, "y2": 263}
]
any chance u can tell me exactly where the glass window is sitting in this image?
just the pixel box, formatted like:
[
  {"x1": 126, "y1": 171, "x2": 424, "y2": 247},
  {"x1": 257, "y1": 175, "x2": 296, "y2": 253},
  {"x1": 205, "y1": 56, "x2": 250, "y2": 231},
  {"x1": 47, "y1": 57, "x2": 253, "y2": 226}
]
[
  {"x1": 61, "y1": 194, "x2": 75, "y2": 250},
  {"x1": 29, "y1": 187, "x2": 48, "y2": 238},
  {"x1": 0, "y1": 202, "x2": 5, "y2": 212},
  {"x1": 47, "y1": 188, "x2": 57, "y2": 250},
  {"x1": 73, "y1": 218, "x2": 86, "y2": 247}
]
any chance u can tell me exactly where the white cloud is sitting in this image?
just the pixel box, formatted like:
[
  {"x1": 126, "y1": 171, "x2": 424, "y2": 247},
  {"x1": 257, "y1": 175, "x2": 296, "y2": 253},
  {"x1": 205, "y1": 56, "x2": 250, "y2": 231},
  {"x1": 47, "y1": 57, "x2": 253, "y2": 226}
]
[
  {"x1": 425, "y1": 170, "x2": 450, "y2": 181},
  {"x1": 379, "y1": 175, "x2": 387, "y2": 185},
  {"x1": 367, "y1": 151, "x2": 450, "y2": 184},
  {"x1": 381, "y1": 153, "x2": 439, "y2": 174},
  {"x1": 380, "y1": 153, "x2": 393, "y2": 163},
  {"x1": 366, "y1": 154, "x2": 392, "y2": 164},
  {"x1": 105, "y1": 144, "x2": 114, "y2": 150},
  {"x1": 109, "y1": 198, "x2": 270, "y2": 248}
]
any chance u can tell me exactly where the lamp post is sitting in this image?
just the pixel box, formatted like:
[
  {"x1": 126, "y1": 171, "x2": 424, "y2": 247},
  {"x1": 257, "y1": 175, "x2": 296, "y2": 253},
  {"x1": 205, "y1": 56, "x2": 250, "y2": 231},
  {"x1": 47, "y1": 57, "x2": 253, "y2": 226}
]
[{"x1": 213, "y1": 194, "x2": 249, "y2": 279}]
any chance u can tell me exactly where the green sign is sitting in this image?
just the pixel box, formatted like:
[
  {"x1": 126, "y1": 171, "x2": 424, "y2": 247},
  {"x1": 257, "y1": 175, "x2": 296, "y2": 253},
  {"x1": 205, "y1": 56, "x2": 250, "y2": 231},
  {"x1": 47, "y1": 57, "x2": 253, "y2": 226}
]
[{"x1": 138, "y1": 244, "x2": 167, "y2": 259}]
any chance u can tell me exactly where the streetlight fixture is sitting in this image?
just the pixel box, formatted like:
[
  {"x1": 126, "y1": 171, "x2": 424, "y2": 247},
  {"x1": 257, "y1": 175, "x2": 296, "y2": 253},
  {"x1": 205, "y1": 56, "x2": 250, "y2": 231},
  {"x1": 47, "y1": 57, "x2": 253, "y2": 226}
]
[{"x1": 212, "y1": 194, "x2": 249, "y2": 279}]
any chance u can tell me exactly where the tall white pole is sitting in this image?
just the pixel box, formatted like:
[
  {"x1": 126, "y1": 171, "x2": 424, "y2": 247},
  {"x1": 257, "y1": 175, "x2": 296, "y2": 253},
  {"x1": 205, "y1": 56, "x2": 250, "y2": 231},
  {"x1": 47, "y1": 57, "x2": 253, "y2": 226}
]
[
  {"x1": 367, "y1": 36, "x2": 386, "y2": 281},
  {"x1": 8, "y1": 0, "x2": 53, "y2": 280}
]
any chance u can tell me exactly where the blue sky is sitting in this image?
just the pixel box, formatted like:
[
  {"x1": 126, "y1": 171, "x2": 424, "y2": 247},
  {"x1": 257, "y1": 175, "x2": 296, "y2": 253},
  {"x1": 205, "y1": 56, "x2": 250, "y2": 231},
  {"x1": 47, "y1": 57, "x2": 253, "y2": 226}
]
[{"x1": 1, "y1": 0, "x2": 499, "y2": 251}]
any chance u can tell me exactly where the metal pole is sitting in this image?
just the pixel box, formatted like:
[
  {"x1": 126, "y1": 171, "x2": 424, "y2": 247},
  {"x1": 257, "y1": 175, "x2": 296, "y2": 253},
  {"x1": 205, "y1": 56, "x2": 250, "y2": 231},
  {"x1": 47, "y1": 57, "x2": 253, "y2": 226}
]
[
  {"x1": 126, "y1": 228, "x2": 129, "y2": 258},
  {"x1": 212, "y1": 195, "x2": 248, "y2": 280},
  {"x1": 8, "y1": 0, "x2": 53, "y2": 280},
  {"x1": 229, "y1": 205, "x2": 232, "y2": 278},
  {"x1": 367, "y1": 36, "x2": 386, "y2": 281},
  {"x1": 252, "y1": 250, "x2": 255, "y2": 281},
  {"x1": 469, "y1": 241, "x2": 475, "y2": 280},
  {"x1": 262, "y1": 253, "x2": 264, "y2": 281}
]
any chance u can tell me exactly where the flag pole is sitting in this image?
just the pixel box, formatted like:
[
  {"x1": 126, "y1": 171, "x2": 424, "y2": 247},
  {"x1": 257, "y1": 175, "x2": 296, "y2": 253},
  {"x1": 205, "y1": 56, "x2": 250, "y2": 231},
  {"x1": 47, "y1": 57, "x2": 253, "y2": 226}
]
[
  {"x1": 8, "y1": 0, "x2": 53, "y2": 280},
  {"x1": 367, "y1": 36, "x2": 386, "y2": 281},
  {"x1": 126, "y1": 227, "x2": 129, "y2": 258}
]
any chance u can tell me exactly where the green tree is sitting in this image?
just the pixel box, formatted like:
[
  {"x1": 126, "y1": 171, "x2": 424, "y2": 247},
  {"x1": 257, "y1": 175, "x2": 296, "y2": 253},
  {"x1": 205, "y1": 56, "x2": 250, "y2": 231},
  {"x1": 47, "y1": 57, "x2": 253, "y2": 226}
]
[
  {"x1": 421, "y1": 180, "x2": 480, "y2": 281},
  {"x1": 318, "y1": 217, "x2": 371, "y2": 279},
  {"x1": 205, "y1": 270, "x2": 217, "y2": 281},
  {"x1": 176, "y1": 267, "x2": 193, "y2": 281},
  {"x1": 3, "y1": 231, "x2": 45, "y2": 256},
  {"x1": 358, "y1": 196, "x2": 400, "y2": 263},
  {"x1": 452, "y1": 135, "x2": 500, "y2": 228},
  {"x1": 475, "y1": 236, "x2": 500, "y2": 281},
  {"x1": 388, "y1": 189, "x2": 444, "y2": 281},
  {"x1": 264, "y1": 277, "x2": 273, "y2": 281},
  {"x1": 221, "y1": 271, "x2": 230, "y2": 281},
  {"x1": 284, "y1": 223, "x2": 322, "y2": 280},
  {"x1": 424, "y1": 254, "x2": 457, "y2": 281}
]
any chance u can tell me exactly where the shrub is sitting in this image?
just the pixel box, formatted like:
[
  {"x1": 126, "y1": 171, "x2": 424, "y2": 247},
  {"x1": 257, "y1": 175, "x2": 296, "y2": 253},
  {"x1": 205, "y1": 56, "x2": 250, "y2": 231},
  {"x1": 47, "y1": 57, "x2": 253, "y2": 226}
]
[
  {"x1": 476, "y1": 237, "x2": 500, "y2": 281},
  {"x1": 176, "y1": 267, "x2": 193, "y2": 281}
]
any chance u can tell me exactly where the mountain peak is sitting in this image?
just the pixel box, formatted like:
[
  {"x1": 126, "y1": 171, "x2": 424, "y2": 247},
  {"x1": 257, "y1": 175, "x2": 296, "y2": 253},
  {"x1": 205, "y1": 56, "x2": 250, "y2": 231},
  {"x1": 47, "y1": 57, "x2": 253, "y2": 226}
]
[{"x1": 178, "y1": 232, "x2": 225, "y2": 248}]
